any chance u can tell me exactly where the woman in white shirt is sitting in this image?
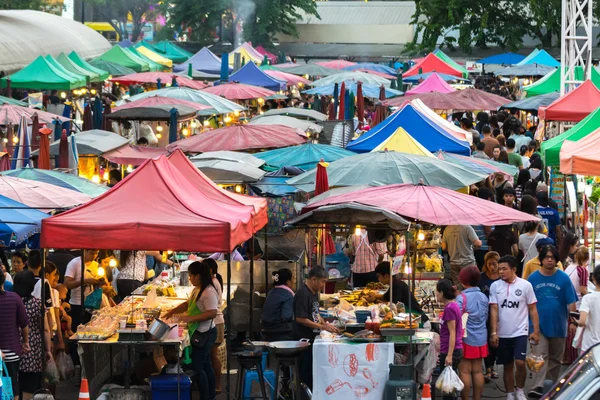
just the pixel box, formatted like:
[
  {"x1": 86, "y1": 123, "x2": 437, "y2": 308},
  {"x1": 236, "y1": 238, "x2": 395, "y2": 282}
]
[
  {"x1": 164, "y1": 262, "x2": 218, "y2": 400},
  {"x1": 576, "y1": 266, "x2": 600, "y2": 353},
  {"x1": 202, "y1": 258, "x2": 225, "y2": 394}
]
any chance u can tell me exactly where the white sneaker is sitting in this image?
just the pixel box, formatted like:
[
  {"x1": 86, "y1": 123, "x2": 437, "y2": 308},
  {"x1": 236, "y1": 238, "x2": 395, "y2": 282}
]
[
  {"x1": 507, "y1": 393, "x2": 515, "y2": 400},
  {"x1": 516, "y1": 388, "x2": 528, "y2": 400}
]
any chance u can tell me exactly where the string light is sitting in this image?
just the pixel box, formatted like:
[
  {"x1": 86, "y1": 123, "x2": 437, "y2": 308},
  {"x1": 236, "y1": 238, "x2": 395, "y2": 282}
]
[
  {"x1": 126, "y1": 165, "x2": 133, "y2": 173},
  {"x1": 182, "y1": 128, "x2": 189, "y2": 136},
  {"x1": 90, "y1": 89, "x2": 97, "y2": 95},
  {"x1": 12, "y1": 136, "x2": 18, "y2": 144},
  {"x1": 97, "y1": 267, "x2": 105, "y2": 277},
  {"x1": 235, "y1": 184, "x2": 243, "y2": 193},
  {"x1": 92, "y1": 174, "x2": 100, "y2": 183},
  {"x1": 257, "y1": 98, "x2": 264, "y2": 105},
  {"x1": 2, "y1": 138, "x2": 7, "y2": 143},
  {"x1": 234, "y1": 110, "x2": 240, "y2": 117},
  {"x1": 224, "y1": 116, "x2": 232, "y2": 123},
  {"x1": 156, "y1": 133, "x2": 162, "y2": 139},
  {"x1": 81, "y1": 88, "x2": 87, "y2": 94},
  {"x1": 203, "y1": 120, "x2": 210, "y2": 127},
  {"x1": 60, "y1": 92, "x2": 67, "y2": 99},
  {"x1": 417, "y1": 230, "x2": 425, "y2": 241},
  {"x1": 109, "y1": 258, "x2": 117, "y2": 268},
  {"x1": 191, "y1": 121, "x2": 197, "y2": 128},
  {"x1": 156, "y1": 124, "x2": 163, "y2": 132}
]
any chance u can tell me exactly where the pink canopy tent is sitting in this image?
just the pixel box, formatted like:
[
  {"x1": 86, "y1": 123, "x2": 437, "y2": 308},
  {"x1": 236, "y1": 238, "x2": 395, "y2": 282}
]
[
  {"x1": 304, "y1": 184, "x2": 539, "y2": 226},
  {"x1": 384, "y1": 91, "x2": 479, "y2": 110},
  {"x1": 167, "y1": 124, "x2": 306, "y2": 153},
  {"x1": 110, "y1": 72, "x2": 208, "y2": 90},
  {"x1": 316, "y1": 60, "x2": 357, "y2": 69},
  {"x1": 560, "y1": 127, "x2": 600, "y2": 175},
  {"x1": 272, "y1": 63, "x2": 299, "y2": 69},
  {"x1": 0, "y1": 175, "x2": 91, "y2": 209},
  {"x1": 200, "y1": 82, "x2": 275, "y2": 100},
  {"x1": 255, "y1": 45, "x2": 277, "y2": 63},
  {"x1": 113, "y1": 96, "x2": 212, "y2": 112},
  {"x1": 264, "y1": 70, "x2": 310, "y2": 87},
  {"x1": 406, "y1": 73, "x2": 457, "y2": 95},
  {"x1": 0, "y1": 104, "x2": 69, "y2": 126},
  {"x1": 103, "y1": 144, "x2": 169, "y2": 166},
  {"x1": 353, "y1": 69, "x2": 396, "y2": 80}
]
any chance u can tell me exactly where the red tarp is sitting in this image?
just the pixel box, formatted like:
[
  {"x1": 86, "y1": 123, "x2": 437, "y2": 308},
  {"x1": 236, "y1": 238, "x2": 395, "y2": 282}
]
[
  {"x1": 304, "y1": 184, "x2": 539, "y2": 226},
  {"x1": 449, "y1": 88, "x2": 510, "y2": 110},
  {"x1": 538, "y1": 80, "x2": 600, "y2": 122},
  {"x1": 110, "y1": 72, "x2": 208, "y2": 90},
  {"x1": 384, "y1": 91, "x2": 479, "y2": 110},
  {"x1": 560, "y1": 127, "x2": 600, "y2": 175},
  {"x1": 167, "y1": 124, "x2": 306, "y2": 153},
  {"x1": 404, "y1": 53, "x2": 463, "y2": 78},
  {"x1": 200, "y1": 82, "x2": 275, "y2": 100},
  {"x1": 103, "y1": 144, "x2": 168, "y2": 166},
  {"x1": 168, "y1": 150, "x2": 268, "y2": 232},
  {"x1": 113, "y1": 96, "x2": 212, "y2": 112},
  {"x1": 40, "y1": 155, "x2": 255, "y2": 252}
]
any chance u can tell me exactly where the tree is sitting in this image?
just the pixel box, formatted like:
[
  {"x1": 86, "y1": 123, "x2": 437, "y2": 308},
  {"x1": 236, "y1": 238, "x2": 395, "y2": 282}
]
[
  {"x1": 0, "y1": 0, "x2": 47, "y2": 9},
  {"x1": 242, "y1": 0, "x2": 319, "y2": 47},
  {"x1": 162, "y1": 0, "x2": 231, "y2": 43},
  {"x1": 83, "y1": 0, "x2": 156, "y2": 42},
  {"x1": 527, "y1": 0, "x2": 561, "y2": 47}
]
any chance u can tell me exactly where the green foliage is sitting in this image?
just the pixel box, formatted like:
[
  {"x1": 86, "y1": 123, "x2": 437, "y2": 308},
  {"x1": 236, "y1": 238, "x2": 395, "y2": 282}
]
[
  {"x1": 83, "y1": 0, "x2": 155, "y2": 41},
  {"x1": 163, "y1": 0, "x2": 231, "y2": 43},
  {"x1": 0, "y1": 0, "x2": 47, "y2": 9},
  {"x1": 590, "y1": 186, "x2": 600, "y2": 205},
  {"x1": 242, "y1": 0, "x2": 319, "y2": 46}
]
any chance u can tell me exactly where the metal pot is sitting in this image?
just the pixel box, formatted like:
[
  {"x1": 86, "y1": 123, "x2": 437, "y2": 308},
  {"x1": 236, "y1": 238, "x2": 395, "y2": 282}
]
[
  {"x1": 244, "y1": 340, "x2": 270, "y2": 352},
  {"x1": 180, "y1": 271, "x2": 189, "y2": 286},
  {"x1": 148, "y1": 318, "x2": 175, "y2": 340},
  {"x1": 267, "y1": 339, "x2": 311, "y2": 356}
]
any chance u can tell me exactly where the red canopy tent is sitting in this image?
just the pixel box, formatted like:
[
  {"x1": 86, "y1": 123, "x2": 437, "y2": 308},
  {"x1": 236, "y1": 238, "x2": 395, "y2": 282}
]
[
  {"x1": 200, "y1": 82, "x2": 275, "y2": 100},
  {"x1": 168, "y1": 150, "x2": 268, "y2": 232},
  {"x1": 538, "y1": 80, "x2": 600, "y2": 122},
  {"x1": 449, "y1": 88, "x2": 510, "y2": 110},
  {"x1": 40, "y1": 155, "x2": 255, "y2": 251},
  {"x1": 167, "y1": 124, "x2": 306, "y2": 153},
  {"x1": 255, "y1": 45, "x2": 277, "y2": 63},
  {"x1": 404, "y1": 53, "x2": 463, "y2": 78},
  {"x1": 384, "y1": 91, "x2": 480, "y2": 110},
  {"x1": 113, "y1": 96, "x2": 212, "y2": 112},
  {"x1": 103, "y1": 144, "x2": 168, "y2": 166},
  {"x1": 559, "y1": 127, "x2": 600, "y2": 175},
  {"x1": 109, "y1": 72, "x2": 209, "y2": 90}
]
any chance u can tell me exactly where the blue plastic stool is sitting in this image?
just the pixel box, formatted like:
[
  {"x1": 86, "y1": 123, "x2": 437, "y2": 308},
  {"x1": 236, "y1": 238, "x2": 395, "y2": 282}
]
[{"x1": 242, "y1": 369, "x2": 276, "y2": 400}]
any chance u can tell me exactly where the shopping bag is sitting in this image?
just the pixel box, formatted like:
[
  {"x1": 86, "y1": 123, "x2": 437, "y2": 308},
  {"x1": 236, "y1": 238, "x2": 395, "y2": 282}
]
[
  {"x1": 84, "y1": 287, "x2": 103, "y2": 310},
  {"x1": 572, "y1": 326, "x2": 584, "y2": 349},
  {"x1": 460, "y1": 293, "x2": 469, "y2": 338},
  {"x1": 43, "y1": 356, "x2": 60, "y2": 385},
  {"x1": 435, "y1": 366, "x2": 464, "y2": 395},
  {"x1": 1, "y1": 360, "x2": 14, "y2": 400},
  {"x1": 56, "y1": 351, "x2": 74, "y2": 381}
]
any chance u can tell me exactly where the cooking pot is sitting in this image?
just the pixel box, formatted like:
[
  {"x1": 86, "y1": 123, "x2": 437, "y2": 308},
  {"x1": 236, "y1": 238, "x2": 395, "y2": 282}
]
[
  {"x1": 267, "y1": 339, "x2": 311, "y2": 356},
  {"x1": 148, "y1": 318, "x2": 175, "y2": 340}
]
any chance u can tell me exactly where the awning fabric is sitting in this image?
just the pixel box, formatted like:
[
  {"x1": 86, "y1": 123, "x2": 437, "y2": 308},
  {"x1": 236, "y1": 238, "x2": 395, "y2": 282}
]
[
  {"x1": 405, "y1": 73, "x2": 456, "y2": 95},
  {"x1": 516, "y1": 49, "x2": 560, "y2": 67},
  {"x1": 372, "y1": 127, "x2": 434, "y2": 156},
  {"x1": 229, "y1": 62, "x2": 286, "y2": 91},
  {"x1": 478, "y1": 53, "x2": 526, "y2": 65},
  {"x1": 560, "y1": 127, "x2": 600, "y2": 175},
  {"x1": 1, "y1": 56, "x2": 86, "y2": 90},
  {"x1": 523, "y1": 66, "x2": 600, "y2": 97},
  {"x1": 68, "y1": 51, "x2": 110, "y2": 81},
  {"x1": 102, "y1": 144, "x2": 168, "y2": 166},
  {"x1": 137, "y1": 46, "x2": 173, "y2": 68},
  {"x1": 93, "y1": 46, "x2": 150, "y2": 72},
  {"x1": 538, "y1": 80, "x2": 600, "y2": 122},
  {"x1": 40, "y1": 155, "x2": 255, "y2": 252},
  {"x1": 404, "y1": 53, "x2": 463, "y2": 78},
  {"x1": 173, "y1": 47, "x2": 225, "y2": 74},
  {"x1": 152, "y1": 41, "x2": 193, "y2": 63}
]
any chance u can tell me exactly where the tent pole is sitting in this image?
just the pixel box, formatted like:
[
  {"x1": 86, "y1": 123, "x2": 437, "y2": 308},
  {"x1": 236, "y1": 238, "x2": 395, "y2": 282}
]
[
  {"x1": 264, "y1": 230, "x2": 269, "y2": 296},
  {"x1": 41, "y1": 249, "x2": 47, "y2": 372},
  {"x1": 81, "y1": 249, "x2": 85, "y2": 324},
  {"x1": 249, "y1": 237, "x2": 254, "y2": 339},
  {"x1": 226, "y1": 253, "x2": 232, "y2": 400}
]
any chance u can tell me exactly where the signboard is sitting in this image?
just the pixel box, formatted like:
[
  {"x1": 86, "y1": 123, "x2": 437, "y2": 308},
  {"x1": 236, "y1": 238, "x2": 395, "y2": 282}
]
[{"x1": 549, "y1": 167, "x2": 565, "y2": 214}]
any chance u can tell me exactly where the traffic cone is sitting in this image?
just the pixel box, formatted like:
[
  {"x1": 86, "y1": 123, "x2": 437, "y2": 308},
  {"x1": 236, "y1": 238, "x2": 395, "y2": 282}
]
[
  {"x1": 422, "y1": 384, "x2": 432, "y2": 400},
  {"x1": 79, "y1": 378, "x2": 90, "y2": 400}
]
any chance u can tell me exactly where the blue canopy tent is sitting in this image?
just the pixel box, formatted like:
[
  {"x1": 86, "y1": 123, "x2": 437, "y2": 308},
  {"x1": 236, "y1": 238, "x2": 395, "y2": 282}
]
[
  {"x1": 346, "y1": 103, "x2": 471, "y2": 155},
  {"x1": 343, "y1": 63, "x2": 398, "y2": 75},
  {"x1": 516, "y1": 49, "x2": 560, "y2": 67},
  {"x1": 228, "y1": 62, "x2": 286, "y2": 91},
  {"x1": 402, "y1": 72, "x2": 471, "y2": 83},
  {"x1": 173, "y1": 47, "x2": 228, "y2": 74},
  {"x1": 0, "y1": 194, "x2": 48, "y2": 247},
  {"x1": 494, "y1": 64, "x2": 556, "y2": 77},
  {"x1": 255, "y1": 143, "x2": 356, "y2": 171},
  {"x1": 303, "y1": 82, "x2": 403, "y2": 99},
  {"x1": 478, "y1": 53, "x2": 526, "y2": 65}
]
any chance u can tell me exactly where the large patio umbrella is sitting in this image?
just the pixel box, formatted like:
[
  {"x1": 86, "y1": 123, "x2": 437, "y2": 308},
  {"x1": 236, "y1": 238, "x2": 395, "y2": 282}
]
[
  {"x1": 255, "y1": 143, "x2": 355, "y2": 170},
  {"x1": 0, "y1": 104, "x2": 69, "y2": 126},
  {"x1": 314, "y1": 161, "x2": 336, "y2": 255},
  {"x1": 303, "y1": 184, "x2": 539, "y2": 226},
  {"x1": 93, "y1": 98, "x2": 103, "y2": 129},
  {"x1": 385, "y1": 91, "x2": 480, "y2": 110},
  {"x1": 0, "y1": 95, "x2": 27, "y2": 107},
  {"x1": 83, "y1": 103, "x2": 93, "y2": 131},
  {"x1": 449, "y1": 88, "x2": 510, "y2": 110},
  {"x1": 0, "y1": 175, "x2": 91, "y2": 209},
  {"x1": 167, "y1": 124, "x2": 306, "y2": 153},
  {"x1": 113, "y1": 96, "x2": 212, "y2": 112},
  {"x1": 190, "y1": 150, "x2": 265, "y2": 167},
  {"x1": 338, "y1": 82, "x2": 345, "y2": 120},
  {"x1": 169, "y1": 108, "x2": 178, "y2": 143},
  {"x1": 264, "y1": 70, "x2": 311, "y2": 87},
  {"x1": 278, "y1": 64, "x2": 338, "y2": 77},
  {"x1": 287, "y1": 150, "x2": 487, "y2": 192},
  {"x1": 312, "y1": 71, "x2": 390, "y2": 87},
  {"x1": 102, "y1": 101, "x2": 112, "y2": 131},
  {"x1": 372, "y1": 86, "x2": 387, "y2": 126},
  {"x1": 30, "y1": 113, "x2": 40, "y2": 153},
  {"x1": 1, "y1": 168, "x2": 108, "y2": 198},
  {"x1": 316, "y1": 60, "x2": 357, "y2": 69},
  {"x1": 0, "y1": 194, "x2": 48, "y2": 246},
  {"x1": 303, "y1": 82, "x2": 403, "y2": 99},
  {"x1": 58, "y1": 130, "x2": 69, "y2": 168},
  {"x1": 332, "y1": 83, "x2": 339, "y2": 121},
  {"x1": 191, "y1": 159, "x2": 267, "y2": 183},
  {"x1": 357, "y1": 82, "x2": 365, "y2": 127},
  {"x1": 37, "y1": 127, "x2": 52, "y2": 170},
  {"x1": 109, "y1": 72, "x2": 208, "y2": 90},
  {"x1": 200, "y1": 82, "x2": 275, "y2": 100},
  {"x1": 435, "y1": 150, "x2": 518, "y2": 177},
  {"x1": 253, "y1": 108, "x2": 328, "y2": 122},
  {"x1": 11, "y1": 115, "x2": 31, "y2": 169},
  {"x1": 102, "y1": 145, "x2": 169, "y2": 166},
  {"x1": 249, "y1": 115, "x2": 323, "y2": 133}
]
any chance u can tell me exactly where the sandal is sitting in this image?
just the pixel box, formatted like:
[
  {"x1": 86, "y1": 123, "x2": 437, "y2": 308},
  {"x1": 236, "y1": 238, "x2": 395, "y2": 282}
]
[
  {"x1": 491, "y1": 370, "x2": 499, "y2": 379},
  {"x1": 484, "y1": 369, "x2": 492, "y2": 383}
]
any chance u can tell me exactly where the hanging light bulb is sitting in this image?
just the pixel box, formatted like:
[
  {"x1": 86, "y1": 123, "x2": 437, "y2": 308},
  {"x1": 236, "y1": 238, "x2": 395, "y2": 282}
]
[
  {"x1": 156, "y1": 133, "x2": 162, "y2": 139},
  {"x1": 12, "y1": 136, "x2": 18, "y2": 144},
  {"x1": 109, "y1": 258, "x2": 118, "y2": 267},
  {"x1": 90, "y1": 89, "x2": 97, "y2": 95},
  {"x1": 92, "y1": 174, "x2": 100, "y2": 183},
  {"x1": 107, "y1": 75, "x2": 112, "y2": 80},
  {"x1": 234, "y1": 110, "x2": 240, "y2": 117},
  {"x1": 102, "y1": 171, "x2": 109, "y2": 181},
  {"x1": 81, "y1": 88, "x2": 87, "y2": 94},
  {"x1": 60, "y1": 92, "x2": 67, "y2": 99},
  {"x1": 191, "y1": 121, "x2": 197, "y2": 128},
  {"x1": 224, "y1": 116, "x2": 232, "y2": 123},
  {"x1": 203, "y1": 120, "x2": 210, "y2": 127},
  {"x1": 156, "y1": 124, "x2": 163, "y2": 132},
  {"x1": 355, "y1": 225, "x2": 362, "y2": 236},
  {"x1": 298, "y1": 82, "x2": 303, "y2": 88},
  {"x1": 97, "y1": 266, "x2": 105, "y2": 277},
  {"x1": 182, "y1": 128, "x2": 189, "y2": 136},
  {"x1": 217, "y1": 184, "x2": 225, "y2": 188},
  {"x1": 126, "y1": 164, "x2": 133, "y2": 173},
  {"x1": 235, "y1": 184, "x2": 243, "y2": 193},
  {"x1": 257, "y1": 98, "x2": 264, "y2": 105},
  {"x1": 167, "y1": 250, "x2": 173, "y2": 255},
  {"x1": 417, "y1": 230, "x2": 425, "y2": 241},
  {"x1": 3, "y1": 138, "x2": 8, "y2": 143}
]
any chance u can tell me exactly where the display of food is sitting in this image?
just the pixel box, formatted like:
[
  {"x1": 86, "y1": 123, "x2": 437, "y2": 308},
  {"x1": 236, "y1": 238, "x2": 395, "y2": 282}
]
[
  {"x1": 338, "y1": 287, "x2": 384, "y2": 306},
  {"x1": 140, "y1": 281, "x2": 177, "y2": 297}
]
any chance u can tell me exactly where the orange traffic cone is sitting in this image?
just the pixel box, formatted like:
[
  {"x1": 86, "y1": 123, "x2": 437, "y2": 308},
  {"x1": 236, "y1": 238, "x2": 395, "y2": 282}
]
[
  {"x1": 422, "y1": 384, "x2": 432, "y2": 400},
  {"x1": 79, "y1": 378, "x2": 90, "y2": 400}
]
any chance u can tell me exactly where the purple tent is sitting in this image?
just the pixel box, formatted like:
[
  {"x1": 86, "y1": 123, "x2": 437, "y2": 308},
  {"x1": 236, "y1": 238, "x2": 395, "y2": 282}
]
[
  {"x1": 173, "y1": 47, "x2": 228, "y2": 74},
  {"x1": 118, "y1": 39, "x2": 134, "y2": 48},
  {"x1": 228, "y1": 62, "x2": 286, "y2": 91}
]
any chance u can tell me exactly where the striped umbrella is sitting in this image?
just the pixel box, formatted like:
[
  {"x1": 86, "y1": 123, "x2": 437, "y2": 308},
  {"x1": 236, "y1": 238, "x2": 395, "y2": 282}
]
[
  {"x1": 69, "y1": 133, "x2": 79, "y2": 175},
  {"x1": 11, "y1": 115, "x2": 31, "y2": 169}
]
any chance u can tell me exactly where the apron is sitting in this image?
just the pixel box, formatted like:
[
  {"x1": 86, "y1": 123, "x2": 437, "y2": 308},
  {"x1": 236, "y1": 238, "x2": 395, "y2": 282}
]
[{"x1": 182, "y1": 288, "x2": 204, "y2": 364}]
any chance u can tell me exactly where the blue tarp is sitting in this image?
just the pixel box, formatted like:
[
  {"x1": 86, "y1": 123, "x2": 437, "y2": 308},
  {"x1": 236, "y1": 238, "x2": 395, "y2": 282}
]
[
  {"x1": 402, "y1": 72, "x2": 471, "y2": 83},
  {"x1": 478, "y1": 52, "x2": 526, "y2": 65},
  {"x1": 255, "y1": 143, "x2": 356, "y2": 170},
  {"x1": 516, "y1": 49, "x2": 560, "y2": 67},
  {"x1": 343, "y1": 63, "x2": 398, "y2": 75},
  {"x1": 303, "y1": 81, "x2": 403, "y2": 99},
  {"x1": 346, "y1": 103, "x2": 471, "y2": 155},
  {"x1": 172, "y1": 47, "x2": 228, "y2": 74},
  {"x1": 494, "y1": 64, "x2": 556, "y2": 77},
  {"x1": 0, "y1": 194, "x2": 48, "y2": 246},
  {"x1": 229, "y1": 62, "x2": 286, "y2": 91}
]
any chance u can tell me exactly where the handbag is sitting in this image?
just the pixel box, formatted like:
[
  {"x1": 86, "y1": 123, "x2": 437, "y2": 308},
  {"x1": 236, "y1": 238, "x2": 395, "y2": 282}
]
[
  {"x1": 191, "y1": 326, "x2": 213, "y2": 349},
  {"x1": 1, "y1": 360, "x2": 14, "y2": 400},
  {"x1": 84, "y1": 287, "x2": 103, "y2": 310},
  {"x1": 460, "y1": 293, "x2": 469, "y2": 338}
]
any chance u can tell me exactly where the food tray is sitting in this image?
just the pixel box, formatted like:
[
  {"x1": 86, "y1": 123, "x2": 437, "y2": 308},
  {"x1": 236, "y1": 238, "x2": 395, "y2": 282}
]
[
  {"x1": 346, "y1": 337, "x2": 383, "y2": 343},
  {"x1": 380, "y1": 328, "x2": 416, "y2": 337},
  {"x1": 117, "y1": 329, "x2": 150, "y2": 342}
]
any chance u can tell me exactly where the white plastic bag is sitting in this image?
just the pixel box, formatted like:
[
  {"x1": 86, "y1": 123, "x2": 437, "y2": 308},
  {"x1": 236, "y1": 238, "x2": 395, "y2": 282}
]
[
  {"x1": 435, "y1": 367, "x2": 464, "y2": 395},
  {"x1": 43, "y1": 356, "x2": 60, "y2": 385},
  {"x1": 56, "y1": 351, "x2": 74, "y2": 381}
]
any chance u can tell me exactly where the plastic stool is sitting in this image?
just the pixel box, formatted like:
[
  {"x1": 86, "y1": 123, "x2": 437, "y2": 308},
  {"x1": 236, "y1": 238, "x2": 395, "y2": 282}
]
[{"x1": 242, "y1": 369, "x2": 276, "y2": 400}]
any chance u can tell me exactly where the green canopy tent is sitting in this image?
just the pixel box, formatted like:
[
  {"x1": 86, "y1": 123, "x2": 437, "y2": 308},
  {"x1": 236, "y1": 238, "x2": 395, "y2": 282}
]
[
  {"x1": 0, "y1": 95, "x2": 28, "y2": 106},
  {"x1": 524, "y1": 66, "x2": 600, "y2": 97},
  {"x1": 153, "y1": 41, "x2": 193, "y2": 63},
  {"x1": 45, "y1": 55, "x2": 89, "y2": 86},
  {"x1": 433, "y1": 49, "x2": 469, "y2": 78},
  {"x1": 56, "y1": 53, "x2": 101, "y2": 83},
  {"x1": 541, "y1": 107, "x2": 600, "y2": 166},
  {"x1": 88, "y1": 59, "x2": 136, "y2": 77},
  {"x1": 127, "y1": 47, "x2": 165, "y2": 72},
  {"x1": 68, "y1": 52, "x2": 110, "y2": 81},
  {"x1": 135, "y1": 40, "x2": 160, "y2": 52},
  {"x1": 1, "y1": 55, "x2": 86, "y2": 90},
  {"x1": 93, "y1": 45, "x2": 149, "y2": 72}
]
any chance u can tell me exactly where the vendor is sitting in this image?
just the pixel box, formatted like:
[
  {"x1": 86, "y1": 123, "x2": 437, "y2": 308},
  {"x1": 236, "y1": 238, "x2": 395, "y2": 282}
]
[
  {"x1": 294, "y1": 266, "x2": 338, "y2": 389},
  {"x1": 262, "y1": 268, "x2": 295, "y2": 341},
  {"x1": 369, "y1": 262, "x2": 429, "y2": 323}
]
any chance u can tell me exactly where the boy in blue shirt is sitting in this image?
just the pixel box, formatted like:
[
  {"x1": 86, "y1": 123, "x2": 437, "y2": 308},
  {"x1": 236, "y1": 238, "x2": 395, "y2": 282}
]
[{"x1": 527, "y1": 245, "x2": 577, "y2": 398}]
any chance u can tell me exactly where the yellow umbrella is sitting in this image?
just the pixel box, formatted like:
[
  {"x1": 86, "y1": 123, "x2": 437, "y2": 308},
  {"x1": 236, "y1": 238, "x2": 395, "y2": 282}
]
[
  {"x1": 137, "y1": 46, "x2": 173, "y2": 68},
  {"x1": 372, "y1": 127, "x2": 435, "y2": 157}
]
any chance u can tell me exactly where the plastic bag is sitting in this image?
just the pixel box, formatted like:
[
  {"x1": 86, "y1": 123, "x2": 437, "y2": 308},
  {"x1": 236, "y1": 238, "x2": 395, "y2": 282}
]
[
  {"x1": 56, "y1": 351, "x2": 74, "y2": 381},
  {"x1": 44, "y1": 356, "x2": 60, "y2": 385},
  {"x1": 435, "y1": 367, "x2": 464, "y2": 395},
  {"x1": 526, "y1": 353, "x2": 545, "y2": 372}
]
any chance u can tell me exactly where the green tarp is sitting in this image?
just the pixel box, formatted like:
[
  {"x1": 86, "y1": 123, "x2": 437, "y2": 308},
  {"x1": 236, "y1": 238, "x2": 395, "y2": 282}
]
[
  {"x1": 88, "y1": 59, "x2": 136, "y2": 77},
  {"x1": 541, "y1": 107, "x2": 600, "y2": 166},
  {"x1": 94, "y1": 45, "x2": 150, "y2": 72},
  {"x1": 153, "y1": 41, "x2": 192, "y2": 63},
  {"x1": 56, "y1": 53, "x2": 101, "y2": 83},
  {"x1": 433, "y1": 49, "x2": 469, "y2": 78},
  {"x1": 524, "y1": 67, "x2": 600, "y2": 97},
  {"x1": 0, "y1": 55, "x2": 86, "y2": 90},
  {"x1": 45, "y1": 55, "x2": 88, "y2": 86},
  {"x1": 68, "y1": 52, "x2": 110, "y2": 81},
  {"x1": 127, "y1": 47, "x2": 165, "y2": 72}
]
